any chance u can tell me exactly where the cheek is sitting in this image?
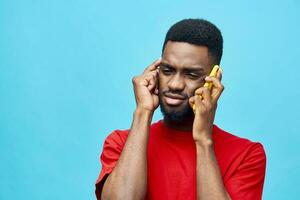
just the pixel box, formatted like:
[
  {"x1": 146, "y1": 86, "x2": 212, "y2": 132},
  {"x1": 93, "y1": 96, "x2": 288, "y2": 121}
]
[
  {"x1": 158, "y1": 74, "x2": 168, "y2": 90},
  {"x1": 186, "y1": 82, "x2": 203, "y2": 97}
]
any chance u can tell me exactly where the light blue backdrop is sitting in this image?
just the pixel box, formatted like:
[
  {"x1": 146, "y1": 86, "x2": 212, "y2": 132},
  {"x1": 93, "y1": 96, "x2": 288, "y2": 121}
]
[{"x1": 1, "y1": 0, "x2": 299, "y2": 199}]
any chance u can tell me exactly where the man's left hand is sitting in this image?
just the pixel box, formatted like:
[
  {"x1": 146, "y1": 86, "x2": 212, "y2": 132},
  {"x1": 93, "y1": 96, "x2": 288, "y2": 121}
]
[{"x1": 189, "y1": 69, "x2": 224, "y2": 145}]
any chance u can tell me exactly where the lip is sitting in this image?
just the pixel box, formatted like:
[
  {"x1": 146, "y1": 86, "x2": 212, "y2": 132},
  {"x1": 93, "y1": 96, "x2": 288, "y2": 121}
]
[{"x1": 163, "y1": 93, "x2": 186, "y2": 106}]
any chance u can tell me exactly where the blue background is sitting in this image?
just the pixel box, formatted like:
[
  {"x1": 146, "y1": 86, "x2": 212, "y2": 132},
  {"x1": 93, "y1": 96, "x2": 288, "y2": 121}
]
[{"x1": 1, "y1": 0, "x2": 299, "y2": 199}]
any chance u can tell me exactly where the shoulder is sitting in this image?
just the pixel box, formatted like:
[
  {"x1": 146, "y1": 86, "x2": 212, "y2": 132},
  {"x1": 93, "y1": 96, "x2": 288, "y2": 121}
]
[
  {"x1": 103, "y1": 129, "x2": 130, "y2": 151},
  {"x1": 103, "y1": 121, "x2": 163, "y2": 147},
  {"x1": 212, "y1": 125, "x2": 266, "y2": 167},
  {"x1": 213, "y1": 125, "x2": 265, "y2": 149}
]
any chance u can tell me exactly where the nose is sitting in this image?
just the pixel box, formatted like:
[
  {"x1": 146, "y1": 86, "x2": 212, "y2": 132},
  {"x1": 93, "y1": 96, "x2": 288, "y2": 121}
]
[{"x1": 167, "y1": 73, "x2": 185, "y2": 92}]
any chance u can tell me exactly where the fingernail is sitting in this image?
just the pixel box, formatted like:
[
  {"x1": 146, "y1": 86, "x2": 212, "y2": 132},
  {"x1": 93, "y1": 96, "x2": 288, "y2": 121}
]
[{"x1": 219, "y1": 68, "x2": 223, "y2": 74}]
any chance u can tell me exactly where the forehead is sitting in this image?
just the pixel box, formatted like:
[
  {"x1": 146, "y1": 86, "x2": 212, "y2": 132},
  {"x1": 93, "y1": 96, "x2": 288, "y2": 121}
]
[{"x1": 162, "y1": 41, "x2": 212, "y2": 71}]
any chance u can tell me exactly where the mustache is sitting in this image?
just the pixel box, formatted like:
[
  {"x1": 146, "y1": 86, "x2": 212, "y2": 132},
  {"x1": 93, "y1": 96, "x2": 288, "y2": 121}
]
[{"x1": 161, "y1": 90, "x2": 189, "y2": 99}]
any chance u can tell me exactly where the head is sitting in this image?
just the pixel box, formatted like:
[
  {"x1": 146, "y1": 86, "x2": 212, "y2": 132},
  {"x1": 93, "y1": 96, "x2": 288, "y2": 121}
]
[{"x1": 159, "y1": 19, "x2": 223, "y2": 123}]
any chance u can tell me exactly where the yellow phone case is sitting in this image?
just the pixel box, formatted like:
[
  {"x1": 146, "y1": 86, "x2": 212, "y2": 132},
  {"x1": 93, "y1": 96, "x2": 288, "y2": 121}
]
[{"x1": 192, "y1": 65, "x2": 220, "y2": 112}]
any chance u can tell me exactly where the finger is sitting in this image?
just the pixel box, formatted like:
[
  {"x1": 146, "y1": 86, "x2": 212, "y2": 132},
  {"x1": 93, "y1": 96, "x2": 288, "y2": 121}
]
[
  {"x1": 216, "y1": 67, "x2": 223, "y2": 81},
  {"x1": 147, "y1": 77, "x2": 156, "y2": 91},
  {"x1": 194, "y1": 88, "x2": 204, "y2": 105},
  {"x1": 151, "y1": 70, "x2": 159, "y2": 94},
  {"x1": 204, "y1": 76, "x2": 224, "y2": 102},
  {"x1": 201, "y1": 87, "x2": 212, "y2": 106},
  {"x1": 144, "y1": 70, "x2": 157, "y2": 82},
  {"x1": 144, "y1": 73, "x2": 157, "y2": 91},
  {"x1": 194, "y1": 87, "x2": 204, "y2": 96},
  {"x1": 204, "y1": 76, "x2": 223, "y2": 89},
  {"x1": 189, "y1": 96, "x2": 195, "y2": 107},
  {"x1": 143, "y1": 58, "x2": 162, "y2": 74},
  {"x1": 194, "y1": 93, "x2": 205, "y2": 109},
  {"x1": 154, "y1": 79, "x2": 159, "y2": 94},
  {"x1": 144, "y1": 70, "x2": 158, "y2": 79}
]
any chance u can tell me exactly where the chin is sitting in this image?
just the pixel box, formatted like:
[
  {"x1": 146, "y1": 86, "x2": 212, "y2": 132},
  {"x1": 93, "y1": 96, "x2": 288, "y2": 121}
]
[{"x1": 159, "y1": 101, "x2": 194, "y2": 122}]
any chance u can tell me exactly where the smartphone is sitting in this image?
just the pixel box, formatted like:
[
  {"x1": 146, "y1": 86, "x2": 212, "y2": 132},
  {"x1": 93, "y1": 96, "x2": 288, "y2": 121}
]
[{"x1": 192, "y1": 65, "x2": 220, "y2": 112}]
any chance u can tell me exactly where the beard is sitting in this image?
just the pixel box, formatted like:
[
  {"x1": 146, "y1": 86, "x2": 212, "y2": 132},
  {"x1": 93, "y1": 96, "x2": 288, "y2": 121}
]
[{"x1": 159, "y1": 90, "x2": 194, "y2": 123}]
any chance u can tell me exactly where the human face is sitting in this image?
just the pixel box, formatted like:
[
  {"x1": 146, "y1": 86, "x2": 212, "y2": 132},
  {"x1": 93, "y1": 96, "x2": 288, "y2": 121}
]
[{"x1": 159, "y1": 41, "x2": 214, "y2": 122}]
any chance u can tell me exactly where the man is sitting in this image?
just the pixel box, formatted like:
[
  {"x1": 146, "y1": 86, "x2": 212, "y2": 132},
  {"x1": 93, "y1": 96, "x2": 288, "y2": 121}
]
[{"x1": 95, "y1": 19, "x2": 266, "y2": 200}]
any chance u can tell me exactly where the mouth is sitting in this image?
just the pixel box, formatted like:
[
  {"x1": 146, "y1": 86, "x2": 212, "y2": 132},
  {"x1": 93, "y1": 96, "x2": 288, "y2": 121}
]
[{"x1": 163, "y1": 93, "x2": 186, "y2": 106}]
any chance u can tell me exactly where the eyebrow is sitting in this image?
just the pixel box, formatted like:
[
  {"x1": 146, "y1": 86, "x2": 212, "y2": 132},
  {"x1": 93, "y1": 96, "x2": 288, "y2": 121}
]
[{"x1": 160, "y1": 62, "x2": 205, "y2": 72}]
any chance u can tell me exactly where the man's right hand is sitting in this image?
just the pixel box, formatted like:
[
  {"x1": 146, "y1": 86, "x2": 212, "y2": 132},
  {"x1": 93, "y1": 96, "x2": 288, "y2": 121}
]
[
  {"x1": 102, "y1": 59, "x2": 161, "y2": 200},
  {"x1": 132, "y1": 59, "x2": 161, "y2": 112}
]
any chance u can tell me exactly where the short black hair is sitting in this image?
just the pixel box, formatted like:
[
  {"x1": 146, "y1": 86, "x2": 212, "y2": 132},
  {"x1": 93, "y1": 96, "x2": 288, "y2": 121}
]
[{"x1": 162, "y1": 19, "x2": 223, "y2": 64}]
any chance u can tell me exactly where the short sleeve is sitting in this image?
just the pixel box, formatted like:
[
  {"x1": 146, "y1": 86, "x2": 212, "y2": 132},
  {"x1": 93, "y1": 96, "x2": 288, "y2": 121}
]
[
  {"x1": 225, "y1": 143, "x2": 267, "y2": 200},
  {"x1": 95, "y1": 130, "x2": 127, "y2": 199}
]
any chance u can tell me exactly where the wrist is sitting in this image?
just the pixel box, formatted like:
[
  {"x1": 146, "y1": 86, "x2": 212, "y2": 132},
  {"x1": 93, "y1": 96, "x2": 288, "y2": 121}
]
[
  {"x1": 135, "y1": 107, "x2": 154, "y2": 115},
  {"x1": 194, "y1": 136, "x2": 214, "y2": 147},
  {"x1": 134, "y1": 107, "x2": 154, "y2": 123}
]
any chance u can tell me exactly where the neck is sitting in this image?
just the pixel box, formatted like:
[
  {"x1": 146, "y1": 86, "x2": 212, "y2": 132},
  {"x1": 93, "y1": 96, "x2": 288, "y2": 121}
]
[{"x1": 163, "y1": 116, "x2": 194, "y2": 132}]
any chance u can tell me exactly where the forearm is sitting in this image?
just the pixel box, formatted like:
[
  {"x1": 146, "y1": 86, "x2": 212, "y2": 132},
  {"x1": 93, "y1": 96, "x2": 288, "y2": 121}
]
[
  {"x1": 102, "y1": 108, "x2": 152, "y2": 200},
  {"x1": 195, "y1": 139, "x2": 231, "y2": 200}
]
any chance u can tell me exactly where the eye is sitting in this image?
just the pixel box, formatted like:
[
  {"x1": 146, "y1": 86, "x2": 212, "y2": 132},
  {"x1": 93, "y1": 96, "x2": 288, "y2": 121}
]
[
  {"x1": 186, "y1": 72, "x2": 200, "y2": 79},
  {"x1": 161, "y1": 67, "x2": 173, "y2": 75}
]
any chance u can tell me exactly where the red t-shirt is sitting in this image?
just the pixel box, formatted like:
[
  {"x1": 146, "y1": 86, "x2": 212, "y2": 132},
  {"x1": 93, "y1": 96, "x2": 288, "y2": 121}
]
[{"x1": 95, "y1": 120, "x2": 266, "y2": 200}]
